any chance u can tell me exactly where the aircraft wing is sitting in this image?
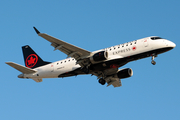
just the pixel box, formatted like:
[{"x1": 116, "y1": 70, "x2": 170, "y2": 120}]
[{"x1": 33, "y1": 27, "x2": 91, "y2": 60}]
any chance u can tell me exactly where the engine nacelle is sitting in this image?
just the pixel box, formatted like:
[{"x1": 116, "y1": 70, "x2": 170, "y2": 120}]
[
  {"x1": 116, "y1": 68, "x2": 133, "y2": 79},
  {"x1": 90, "y1": 51, "x2": 108, "y2": 63}
]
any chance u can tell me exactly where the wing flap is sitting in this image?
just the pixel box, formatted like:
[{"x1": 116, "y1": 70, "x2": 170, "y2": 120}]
[
  {"x1": 106, "y1": 77, "x2": 122, "y2": 87},
  {"x1": 111, "y1": 79, "x2": 122, "y2": 87},
  {"x1": 6, "y1": 62, "x2": 37, "y2": 74}
]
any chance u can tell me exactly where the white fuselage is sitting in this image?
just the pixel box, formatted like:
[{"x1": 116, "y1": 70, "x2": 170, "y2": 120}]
[{"x1": 23, "y1": 36, "x2": 176, "y2": 79}]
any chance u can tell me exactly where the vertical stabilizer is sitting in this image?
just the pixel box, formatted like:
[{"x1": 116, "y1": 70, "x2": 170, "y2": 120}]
[{"x1": 22, "y1": 45, "x2": 50, "y2": 68}]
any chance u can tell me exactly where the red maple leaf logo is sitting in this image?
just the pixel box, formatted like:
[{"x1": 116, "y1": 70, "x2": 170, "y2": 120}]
[
  {"x1": 28, "y1": 56, "x2": 36, "y2": 65},
  {"x1": 110, "y1": 64, "x2": 119, "y2": 68},
  {"x1": 25, "y1": 54, "x2": 38, "y2": 68},
  {"x1": 132, "y1": 46, "x2": 136, "y2": 51}
]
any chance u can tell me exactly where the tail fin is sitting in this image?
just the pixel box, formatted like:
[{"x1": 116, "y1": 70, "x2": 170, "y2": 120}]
[{"x1": 22, "y1": 45, "x2": 50, "y2": 68}]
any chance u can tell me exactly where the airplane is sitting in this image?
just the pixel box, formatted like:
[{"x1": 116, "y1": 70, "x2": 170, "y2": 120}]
[{"x1": 6, "y1": 27, "x2": 176, "y2": 87}]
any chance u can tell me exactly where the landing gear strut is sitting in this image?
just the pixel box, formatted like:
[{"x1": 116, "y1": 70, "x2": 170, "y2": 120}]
[
  {"x1": 98, "y1": 78, "x2": 106, "y2": 85},
  {"x1": 82, "y1": 67, "x2": 89, "y2": 74},
  {"x1": 151, "y1": 54, "x2": 157, "y2": 65}
]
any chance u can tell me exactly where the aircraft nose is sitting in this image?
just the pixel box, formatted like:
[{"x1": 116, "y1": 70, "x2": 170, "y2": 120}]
[
  {"x1": 168, "y1": 41, "x2": 176, "y2": 48},
  {"x1": 166, "y1": 40, "x2": 176, "y2": 48}
]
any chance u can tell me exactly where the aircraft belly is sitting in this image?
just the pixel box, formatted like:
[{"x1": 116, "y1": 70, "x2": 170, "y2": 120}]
[
  {"x1": 90, "y1": 47, "x2": 174, "y2": 71},
  {"x1": 54, "y1": 64, "x2": 81, "y2": 77}
]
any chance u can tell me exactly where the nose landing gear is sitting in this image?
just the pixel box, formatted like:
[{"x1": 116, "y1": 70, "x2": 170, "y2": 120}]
[
  {"x1": 151, "y1": 60, "x2": 156, "y2": 65},
  {"x1": 151, "y1": 54, "x2": 157, "y2": 65}
]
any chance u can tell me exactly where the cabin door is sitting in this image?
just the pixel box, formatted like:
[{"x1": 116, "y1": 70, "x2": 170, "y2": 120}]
[{"x1": 143, "y1": 39, "x2": 148, "y2": 47}]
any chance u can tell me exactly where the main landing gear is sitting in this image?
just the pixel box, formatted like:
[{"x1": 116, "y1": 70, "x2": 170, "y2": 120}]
[
  {"x1": 98, "y1": 78, "x2": 106, "y2": 85},
  {"x1": 151, "y1": 54, "x2": 157, "y2": 65},
  {"x1": 81, "y1": 67, "x2": 89, "y2": 74}
]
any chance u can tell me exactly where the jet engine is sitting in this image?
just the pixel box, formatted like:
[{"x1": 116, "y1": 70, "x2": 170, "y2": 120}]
[
  {"x1": 116, "y1": 68, "x2": 133, "y2": 79},
  {"x1": 90, "y1": 51, "x2": 108, "y2": 63}
]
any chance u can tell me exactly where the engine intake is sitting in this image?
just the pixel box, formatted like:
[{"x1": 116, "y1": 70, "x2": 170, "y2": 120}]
[
  {"x1": 117, "y1": 68, "x2": 133, "y2": 79},
  {"x1": 90, "y1": 51, "x2": 108, "y2": 63}
]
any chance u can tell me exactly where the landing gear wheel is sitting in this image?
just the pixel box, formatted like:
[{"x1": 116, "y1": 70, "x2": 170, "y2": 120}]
[
  {"x1": 98, "y1": 78, "x2": 106, "y2": 85},
  {"x1": 151, "y1": 53, "x2": 157, "y2": 65},
  {"x1": 151, "y1": 60, "x2": 156, "y2": 65}
]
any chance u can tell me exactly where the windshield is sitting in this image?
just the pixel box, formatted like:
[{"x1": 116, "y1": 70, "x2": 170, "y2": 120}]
[{"x1": 151, "y1": 37, "x2": 163, "y2": 40}]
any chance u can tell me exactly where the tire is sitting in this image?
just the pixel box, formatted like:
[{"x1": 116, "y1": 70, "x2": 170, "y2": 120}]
[{"x1": 98, "y1": 78, "x2": 106, "y2": 85}]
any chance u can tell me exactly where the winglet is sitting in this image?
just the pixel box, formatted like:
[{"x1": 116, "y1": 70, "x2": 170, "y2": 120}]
[{"x1": 33, "y1": 27, "x2": 40, "y2": 34}]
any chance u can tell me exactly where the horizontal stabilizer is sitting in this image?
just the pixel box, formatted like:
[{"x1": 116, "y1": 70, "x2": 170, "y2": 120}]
[{"x1": 6, "y1": 62, "x2": 37, "y2": 74}]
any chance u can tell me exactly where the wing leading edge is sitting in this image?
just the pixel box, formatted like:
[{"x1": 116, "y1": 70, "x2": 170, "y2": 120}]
[{"x1": 33, "y1": 27, "x2": 91, "y2": 60}]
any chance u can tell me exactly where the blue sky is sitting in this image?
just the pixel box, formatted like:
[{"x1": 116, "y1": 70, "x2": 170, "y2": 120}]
[{"x1": 1, "y1": 0, "x2": 180, "y2": 120}]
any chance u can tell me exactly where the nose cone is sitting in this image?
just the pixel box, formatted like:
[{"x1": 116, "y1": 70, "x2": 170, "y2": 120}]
[
  {"x1": 169, "y1": 41, "x2": 176, "y2": 48},
  {"x1": 166, "y1": 40, "x2": 176, "y2": 48}
]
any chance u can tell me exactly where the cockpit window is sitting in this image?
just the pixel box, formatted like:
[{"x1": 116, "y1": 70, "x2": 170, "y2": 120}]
[{"x1": 151, "y1": 37, "x2": 163, "y2": 40}]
